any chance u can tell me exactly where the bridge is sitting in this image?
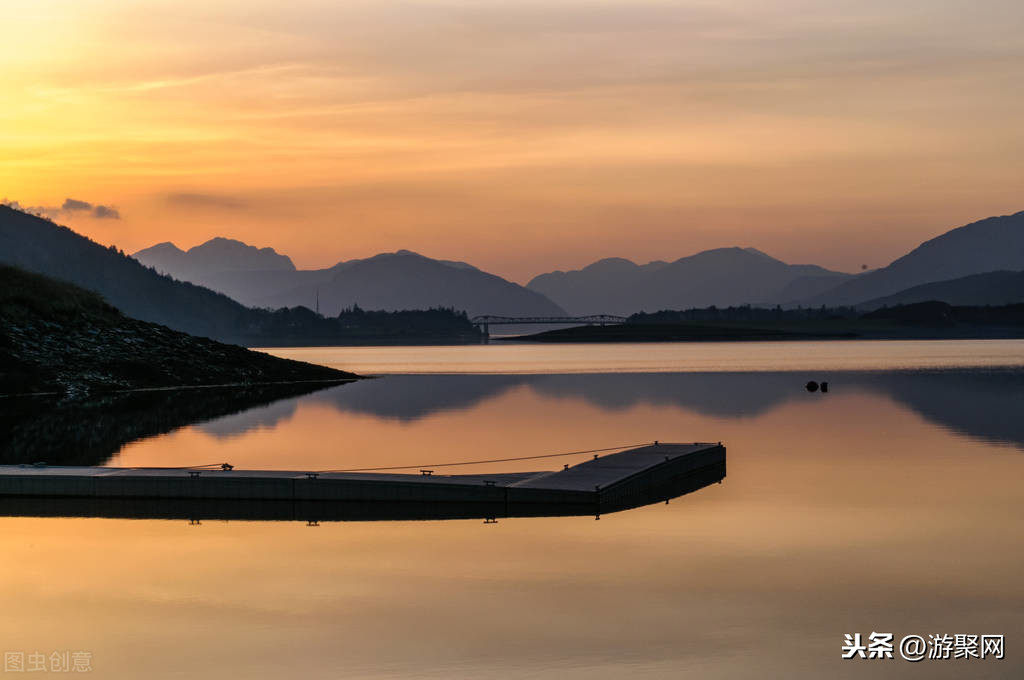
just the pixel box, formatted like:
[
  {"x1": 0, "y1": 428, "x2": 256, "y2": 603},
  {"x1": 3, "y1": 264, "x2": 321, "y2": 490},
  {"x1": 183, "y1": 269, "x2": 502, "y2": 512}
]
[{"x1": 470, "y1": 315, "x2": 627, "y2": 335}]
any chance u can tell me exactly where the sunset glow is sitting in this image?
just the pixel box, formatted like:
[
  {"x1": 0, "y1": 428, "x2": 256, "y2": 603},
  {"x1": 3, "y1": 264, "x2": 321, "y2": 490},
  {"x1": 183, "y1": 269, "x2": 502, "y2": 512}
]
[{"x1": 4, "y1": 0, "x2": 1023, "y2": 281}]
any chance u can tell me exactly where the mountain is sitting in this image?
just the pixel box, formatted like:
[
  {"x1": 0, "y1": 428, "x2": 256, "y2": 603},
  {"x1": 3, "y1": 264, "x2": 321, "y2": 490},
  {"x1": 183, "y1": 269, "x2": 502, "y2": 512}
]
[
  {"x1": 0, "y1": 205, "x2": 271, "y2": 341},
  {"x1": 796, "y1": 210, "x2": 1024, "y2": 306},
  {"x1": 0, "y1": 207, "x2": 483, "y2": 345},
  {"x1": 0, "y1": 264, "x2": 357, "y2": 396},
  {"x1": 134, "y1": 243, "x2": 565, "y2": 317},
  {"x1": 858, "y1": 270, "x2": 1024, "y2": 309},
  {"x1": 526, "y1": 247, "x2": 851, "y2": 316},
  {"x1": 134, "y1": 238, "x2": 295, "y2": 279},
  {"x1": 255, "y1": 250, "x2": 565, "y2": 317}
]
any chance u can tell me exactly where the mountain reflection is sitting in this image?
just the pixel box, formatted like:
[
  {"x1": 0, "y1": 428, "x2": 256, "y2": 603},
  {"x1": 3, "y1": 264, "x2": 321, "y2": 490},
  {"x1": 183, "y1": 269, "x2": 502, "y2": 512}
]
[
  {"x1": 3, "y1": 370, "x2": 1022, "y2": 466},
  {"x1": 853, "y1": 369, "x2": 1024, "y2": 448},
  {"x1": 282, "y1": 370, "x2": 1024, "y2": 449}
]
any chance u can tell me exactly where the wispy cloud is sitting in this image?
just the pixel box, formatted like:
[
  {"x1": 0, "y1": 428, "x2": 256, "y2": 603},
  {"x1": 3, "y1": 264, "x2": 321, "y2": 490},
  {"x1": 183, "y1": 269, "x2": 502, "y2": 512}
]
[
  {"x1": 165, "y1": 192, "x2": 250, "y2": 210},
  {"x1": 101, "y1": 63, "x2": 309, "y2": 94}
]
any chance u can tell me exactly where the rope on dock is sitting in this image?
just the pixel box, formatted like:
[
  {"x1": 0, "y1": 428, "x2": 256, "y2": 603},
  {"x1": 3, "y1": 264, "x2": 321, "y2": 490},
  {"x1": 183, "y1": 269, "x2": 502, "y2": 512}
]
[{"x1": 315, "y1": 442, "x2": 655, "y2": 473}]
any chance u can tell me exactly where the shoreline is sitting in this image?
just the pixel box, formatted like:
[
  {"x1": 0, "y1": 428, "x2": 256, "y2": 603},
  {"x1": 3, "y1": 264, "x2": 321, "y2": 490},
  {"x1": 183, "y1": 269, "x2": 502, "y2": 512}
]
[
  {"x1": 496, "y1": 323, "x2": 1024, "y2": 344},
  {"x1": 0, "y1": 376, "x2": 364, "y2": 400}
]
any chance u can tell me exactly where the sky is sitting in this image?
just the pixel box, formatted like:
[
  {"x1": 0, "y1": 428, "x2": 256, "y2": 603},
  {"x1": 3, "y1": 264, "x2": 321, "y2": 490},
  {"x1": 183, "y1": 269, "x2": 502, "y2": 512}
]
[{"x1": 3, "y1": 0, "x2": 1023, "y2": 283}]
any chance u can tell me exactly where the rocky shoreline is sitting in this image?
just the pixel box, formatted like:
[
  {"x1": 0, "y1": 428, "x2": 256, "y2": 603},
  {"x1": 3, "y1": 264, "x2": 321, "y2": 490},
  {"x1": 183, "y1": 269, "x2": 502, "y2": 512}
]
[{"x1": 1, "y1": 266, "x2": 360, "y2": 397}]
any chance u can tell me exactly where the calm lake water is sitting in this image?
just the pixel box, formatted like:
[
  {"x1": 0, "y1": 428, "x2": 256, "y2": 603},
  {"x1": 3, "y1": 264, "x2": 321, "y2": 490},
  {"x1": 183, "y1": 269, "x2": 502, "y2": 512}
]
[{"x1": 3, "y1": 340, "x2": 1024, "y2": 679}]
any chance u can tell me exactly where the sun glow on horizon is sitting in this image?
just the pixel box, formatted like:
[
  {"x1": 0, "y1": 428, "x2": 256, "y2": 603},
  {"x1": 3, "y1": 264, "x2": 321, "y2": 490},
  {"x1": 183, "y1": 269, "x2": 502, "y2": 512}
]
[{"x1": 4, "y1": 0, "x2": 1024, "y2": 282}]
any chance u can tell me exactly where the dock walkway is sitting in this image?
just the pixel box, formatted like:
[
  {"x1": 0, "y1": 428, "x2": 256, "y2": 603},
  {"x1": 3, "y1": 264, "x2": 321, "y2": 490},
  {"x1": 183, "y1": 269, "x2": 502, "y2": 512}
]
[{"x1": 0, "y1": 442, "x2": 725, "y2": 521}]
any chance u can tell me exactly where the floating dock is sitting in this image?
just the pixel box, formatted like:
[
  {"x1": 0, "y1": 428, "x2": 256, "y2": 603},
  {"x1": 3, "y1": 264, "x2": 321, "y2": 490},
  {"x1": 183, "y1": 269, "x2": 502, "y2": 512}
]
[{"x1": 0, "y1": 442, "x2": 725, "y2": 522}]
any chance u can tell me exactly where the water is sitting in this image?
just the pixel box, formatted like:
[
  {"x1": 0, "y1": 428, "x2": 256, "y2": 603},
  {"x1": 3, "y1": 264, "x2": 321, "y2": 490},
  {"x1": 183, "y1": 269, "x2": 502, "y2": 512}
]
[
  {"x1": 255, "y1": 338, "x2": 1024, "y2": 374},
  {"x1": 3, "y1": 340, "x2": 1024, "y2": 678}
]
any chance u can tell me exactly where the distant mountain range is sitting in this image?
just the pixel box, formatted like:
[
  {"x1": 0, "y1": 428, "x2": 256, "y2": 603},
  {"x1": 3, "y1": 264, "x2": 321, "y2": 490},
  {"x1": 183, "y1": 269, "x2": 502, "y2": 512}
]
[
  {"x1": 134, "y1": 238, "x2": 296, "y2": 278},
  {"x1": 0, "y1": 206, "x2": 481, "y2": 345},
  {"x1": 794, "y1": 210, "x2": 1024, "y2": 307},
  {"x1": 133, "y1": 244, "x2": 565, "y2": 318},
  {"x1": 527, "y1": 211, "x2": 1024, "y2": 314},
  {"x1": 526, "y1": 247, "x2": 851, "y2": 316},
  {"x1": 135, "y1": 210, "x2": 1024, "y2": 317},
  {"x1": 7, "y1": 201, "x2": 1024, "y2": 334}
]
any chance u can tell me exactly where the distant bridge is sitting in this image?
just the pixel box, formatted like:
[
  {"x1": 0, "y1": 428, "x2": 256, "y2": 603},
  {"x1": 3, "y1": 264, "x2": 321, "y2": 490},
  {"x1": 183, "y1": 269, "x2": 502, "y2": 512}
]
[{"x1": 470, "y1": 315, "x2": 627, "y2": 335}]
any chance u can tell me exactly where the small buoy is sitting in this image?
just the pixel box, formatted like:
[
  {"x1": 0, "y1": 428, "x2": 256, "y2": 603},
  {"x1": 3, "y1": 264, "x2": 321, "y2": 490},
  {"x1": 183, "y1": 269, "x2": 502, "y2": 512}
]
[
  {"x1": 821, "y1": 381, "x2": 829, "y2": 393},
  {"x1": 805, "y1": 381, "x2": 819, "y2": 392}
]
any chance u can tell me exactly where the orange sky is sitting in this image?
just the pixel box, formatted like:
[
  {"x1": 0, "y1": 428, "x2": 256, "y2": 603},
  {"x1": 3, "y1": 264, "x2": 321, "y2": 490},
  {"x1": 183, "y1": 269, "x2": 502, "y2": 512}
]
[{"x1": 3, "y1": 0, "x2": 1023, "y2": 283}]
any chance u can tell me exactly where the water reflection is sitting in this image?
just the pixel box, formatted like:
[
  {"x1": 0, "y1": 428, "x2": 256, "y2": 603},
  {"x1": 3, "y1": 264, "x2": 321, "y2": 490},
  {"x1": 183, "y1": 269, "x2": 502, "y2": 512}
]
[
  {"x1": 0, "y1": 381, "x2": 351, "y2": 466},
  {"x1": 214, "y1": 370, "x2": 1024, "y2": 449},
  {"x1": 2, "y1": 370, "x2": 1022, "y2": 468},
  {"x1": 856, "y1": 369, "x2": 1024, "y2": 447},
  {"x1": 3, "y1": 367, "x2": 1023, "y2": 679}
]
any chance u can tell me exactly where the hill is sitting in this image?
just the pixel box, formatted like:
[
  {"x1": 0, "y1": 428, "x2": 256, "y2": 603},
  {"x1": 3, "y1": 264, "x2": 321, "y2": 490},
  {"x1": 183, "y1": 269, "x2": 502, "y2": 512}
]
[
  {"x1": 0, "y1": 205, "x2": 270, "y2": 340},
  {"x1": 133, "y1": 238, "x2": 295, "y2": 281},
  {"x1": 0, "y1": 265, "x2": 359, "y2": 396},
  {"x1": 797, "y1": 210, "x2": 1024, "y2": 306},
  {"x1": 500, "y1": 301, "x2": 1024, "y2": 343},
  {"x1": 133, "y1": 242, "x2": 566, "y2": 318},
  {"x1": 526, "y1": 247, "x2": 850, "y2": 316},
  {"x1": 859, "y1": 270, "x2": 1024, "y2": 309},
  {"x1": 0, "y1": 207, "x2": 485, "y2": 344}
]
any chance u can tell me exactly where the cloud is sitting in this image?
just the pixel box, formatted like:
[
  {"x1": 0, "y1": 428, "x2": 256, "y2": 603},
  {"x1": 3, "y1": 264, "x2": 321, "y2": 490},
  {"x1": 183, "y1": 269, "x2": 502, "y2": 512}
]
[
  {"x1": 2, "y1": 197, "x2": 120, "y2": 219},
  {"x1": 62, "y1": 198, "x2": 93, "y2": 212},
  {"x1": 165, "y1": 192, "x2": 250, "y2": 210},
  {"x1": 91, "y1": 204, "x2": 120, "y2": 219}
]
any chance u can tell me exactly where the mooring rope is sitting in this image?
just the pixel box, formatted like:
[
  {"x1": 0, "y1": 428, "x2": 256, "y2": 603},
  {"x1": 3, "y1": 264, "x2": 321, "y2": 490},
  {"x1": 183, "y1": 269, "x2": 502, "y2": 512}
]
[
  {"x1": 314, "y1": 442, "x2": 655, "y2": 474},
  {"x1": 168, "y1": 442, "x2": 654, "y2": 474}
]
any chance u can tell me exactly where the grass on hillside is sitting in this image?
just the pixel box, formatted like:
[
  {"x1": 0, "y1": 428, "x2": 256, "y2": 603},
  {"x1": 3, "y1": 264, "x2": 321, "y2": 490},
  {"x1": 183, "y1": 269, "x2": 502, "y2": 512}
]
[{"x1": 0, "y1": 264, "x2": 122, "y2": 324}]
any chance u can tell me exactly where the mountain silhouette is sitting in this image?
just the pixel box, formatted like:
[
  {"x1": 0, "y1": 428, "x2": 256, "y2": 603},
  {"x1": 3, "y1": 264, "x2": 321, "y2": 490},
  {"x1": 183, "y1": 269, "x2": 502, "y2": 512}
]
[
  {"x1": 0, "y1": 207, "x2": 481, "y2": 345},
  {"x1": 796, "y1": 210, "x2": 1024, "y2": 306},
  {"x1": 527, "y1": 247, "x2": 850, "y2": 316},
  {"x1": 133, "y1": 238, "x2": 295, "y2": 280},
  {"x1": 857, "y1": 270, "x2": 1024, "y2": 309},
  {"x1": 134, "y1": 243, "x2": 565, "y2": 318},
  {"x1": 0, "y1": 205, "x2": 275, "y2": 340}
]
